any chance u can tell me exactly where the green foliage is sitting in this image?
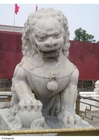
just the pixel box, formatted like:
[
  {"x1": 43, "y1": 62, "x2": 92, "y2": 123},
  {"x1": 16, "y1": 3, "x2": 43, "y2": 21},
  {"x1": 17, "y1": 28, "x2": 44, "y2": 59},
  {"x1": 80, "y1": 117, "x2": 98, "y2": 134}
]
[{"x1": 74, "y1": 28, "x2": 96, "y2": 43}]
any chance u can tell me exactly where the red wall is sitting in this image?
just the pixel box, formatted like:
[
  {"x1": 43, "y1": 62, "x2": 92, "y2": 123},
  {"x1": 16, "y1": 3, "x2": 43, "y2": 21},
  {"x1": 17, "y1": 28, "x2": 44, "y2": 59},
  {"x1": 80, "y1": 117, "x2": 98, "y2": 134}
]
[
  {"x1": 69, "y1": 41, "x2": 99, "y2": 80},
  {"x1": 0, "y1": 31, "x2": 99, "y2": 80},
  {"x1": 0, "y1": 31, "x2": 22, "y2": 78}
]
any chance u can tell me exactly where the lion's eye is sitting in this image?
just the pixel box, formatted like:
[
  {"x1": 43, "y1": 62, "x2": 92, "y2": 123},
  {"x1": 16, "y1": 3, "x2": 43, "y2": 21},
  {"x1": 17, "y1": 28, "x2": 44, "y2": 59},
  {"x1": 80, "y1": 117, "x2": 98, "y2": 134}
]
[{"x1": 36, "y1": 36, "x2": 44, "y2": 42}]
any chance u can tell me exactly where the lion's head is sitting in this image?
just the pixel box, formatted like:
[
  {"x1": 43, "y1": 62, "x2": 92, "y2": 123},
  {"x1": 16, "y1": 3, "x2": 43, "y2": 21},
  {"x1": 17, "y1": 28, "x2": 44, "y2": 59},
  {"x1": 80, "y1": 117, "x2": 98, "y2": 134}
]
[{"x1": 21, "y1": 8, "x2": 70, "y2": 58}]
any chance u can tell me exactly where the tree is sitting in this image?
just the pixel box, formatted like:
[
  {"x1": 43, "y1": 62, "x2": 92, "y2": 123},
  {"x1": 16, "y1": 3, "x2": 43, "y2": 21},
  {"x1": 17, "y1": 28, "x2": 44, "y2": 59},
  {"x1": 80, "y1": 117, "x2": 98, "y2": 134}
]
[{"x1": 74, "y1": 28, "x2": 96, "y2": 43}]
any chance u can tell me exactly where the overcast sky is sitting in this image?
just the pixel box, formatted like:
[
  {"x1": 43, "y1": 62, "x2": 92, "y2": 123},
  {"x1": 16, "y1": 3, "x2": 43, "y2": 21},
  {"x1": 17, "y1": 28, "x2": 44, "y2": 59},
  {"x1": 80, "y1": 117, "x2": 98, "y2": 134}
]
[{"x1": 0, "y1": 0, "x2": 99, "y2": 41}]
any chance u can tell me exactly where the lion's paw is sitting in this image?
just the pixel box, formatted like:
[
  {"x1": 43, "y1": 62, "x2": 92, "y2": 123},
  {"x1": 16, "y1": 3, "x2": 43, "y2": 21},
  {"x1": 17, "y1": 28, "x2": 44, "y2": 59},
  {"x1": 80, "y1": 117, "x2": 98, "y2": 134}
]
[
  {"x1": 18, "y1": 97, "x2": 43, "y2": 112},
  {"x1": 58, "y1": 113, "x2": 81, "y2": 126}
]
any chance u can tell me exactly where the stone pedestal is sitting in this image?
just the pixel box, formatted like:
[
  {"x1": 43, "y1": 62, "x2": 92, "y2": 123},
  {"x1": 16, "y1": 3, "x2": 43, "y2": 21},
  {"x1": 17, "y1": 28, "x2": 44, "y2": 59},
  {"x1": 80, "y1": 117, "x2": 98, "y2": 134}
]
[{"x1": 0, "y1": 109, "x2": 93, "y2": 130}]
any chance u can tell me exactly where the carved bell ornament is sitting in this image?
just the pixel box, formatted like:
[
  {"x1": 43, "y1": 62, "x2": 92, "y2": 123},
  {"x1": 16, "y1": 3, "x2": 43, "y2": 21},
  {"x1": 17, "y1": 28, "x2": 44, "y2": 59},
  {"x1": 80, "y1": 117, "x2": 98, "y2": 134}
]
[{"x1": 47, "y1": 74, "x2": 58, "y2": 91}]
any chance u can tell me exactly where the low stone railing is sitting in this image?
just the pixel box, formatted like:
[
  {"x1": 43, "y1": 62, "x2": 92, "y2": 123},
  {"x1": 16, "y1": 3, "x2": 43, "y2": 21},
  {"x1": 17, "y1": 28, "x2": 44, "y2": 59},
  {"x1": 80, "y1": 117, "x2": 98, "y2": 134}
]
[
  {"x1": 0, "y1": 91, "x2": 11, "y2": 109},
  {"x1": 76, "y1": 80, "x2": 99, "y2": 122},
  {"x1": 78, "y1": 80, "x2": 99, "y2": 111}
]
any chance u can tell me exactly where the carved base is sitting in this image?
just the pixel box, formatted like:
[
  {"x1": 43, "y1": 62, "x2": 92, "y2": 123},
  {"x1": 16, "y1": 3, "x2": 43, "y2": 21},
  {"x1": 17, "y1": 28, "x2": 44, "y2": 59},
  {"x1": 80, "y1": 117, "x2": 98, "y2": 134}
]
[
  {"x1": 45, "y1": 116, "x2": 93, "y2": 129},
  {"x1": 0, "y1": 109, "x2": 93, "y2": 130}
]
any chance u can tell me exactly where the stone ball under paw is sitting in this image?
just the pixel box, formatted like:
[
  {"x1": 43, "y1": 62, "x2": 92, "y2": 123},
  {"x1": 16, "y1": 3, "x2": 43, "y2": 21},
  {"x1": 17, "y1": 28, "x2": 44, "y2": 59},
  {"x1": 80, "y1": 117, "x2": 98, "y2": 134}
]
[{"x1": 17, "y1": 109, "x2": 43, "y2": 128}]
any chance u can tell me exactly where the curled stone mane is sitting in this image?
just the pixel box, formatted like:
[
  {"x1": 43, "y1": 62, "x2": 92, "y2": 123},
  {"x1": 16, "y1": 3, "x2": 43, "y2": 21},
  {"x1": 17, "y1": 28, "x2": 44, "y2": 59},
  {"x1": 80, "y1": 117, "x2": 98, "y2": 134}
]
[{"x1": 21, "y1": 8, "x2": 70, "y2": 57}]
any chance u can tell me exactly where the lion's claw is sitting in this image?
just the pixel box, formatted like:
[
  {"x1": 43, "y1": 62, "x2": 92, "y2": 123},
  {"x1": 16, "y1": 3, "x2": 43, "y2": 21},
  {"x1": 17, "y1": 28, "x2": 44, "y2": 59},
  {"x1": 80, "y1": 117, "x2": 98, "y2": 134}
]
[{"x1": 18, "y1": 97, "x2": 43, "y2": 112}]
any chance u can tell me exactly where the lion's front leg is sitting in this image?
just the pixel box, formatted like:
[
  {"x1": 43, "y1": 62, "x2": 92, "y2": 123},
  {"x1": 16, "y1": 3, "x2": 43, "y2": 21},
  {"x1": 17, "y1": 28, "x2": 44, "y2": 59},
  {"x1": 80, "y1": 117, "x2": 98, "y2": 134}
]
[
  {"x1": 58, "y1": 68, "x2": 81, "y2": 126},
  {"x1": 8, "y1": 64, "x2": 48, "y2": 129},
  {"x1": 10, "y1": 64, "x2": 42, "y2": 116},
  {"x1": 10, "y1": 81, "x2": 42, "y2": 116}
]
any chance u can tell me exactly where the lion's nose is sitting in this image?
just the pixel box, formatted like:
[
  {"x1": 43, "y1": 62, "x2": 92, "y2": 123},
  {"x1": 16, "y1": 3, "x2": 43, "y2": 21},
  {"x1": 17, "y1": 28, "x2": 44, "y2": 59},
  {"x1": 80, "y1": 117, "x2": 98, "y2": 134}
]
[{"x1": 44, "y1": 37, "x2": 57, "y2": 48}]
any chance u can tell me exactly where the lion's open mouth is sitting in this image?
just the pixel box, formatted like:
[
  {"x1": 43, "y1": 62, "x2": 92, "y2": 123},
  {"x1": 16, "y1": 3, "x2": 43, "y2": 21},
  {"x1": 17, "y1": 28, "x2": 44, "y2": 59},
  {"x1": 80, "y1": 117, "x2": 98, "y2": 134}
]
[
  {"x1": 40, "y1": 50, "x2": 59, "y2": 58},
  {"x1": 35, "y1": 44, "x2": 60, "y2": 58}
]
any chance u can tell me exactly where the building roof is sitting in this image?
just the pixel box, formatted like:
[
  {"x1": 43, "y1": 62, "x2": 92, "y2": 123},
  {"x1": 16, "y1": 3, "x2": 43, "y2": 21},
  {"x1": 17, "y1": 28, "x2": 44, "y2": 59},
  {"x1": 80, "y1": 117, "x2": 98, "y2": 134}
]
[{"x1": 0, "y1": 24, "x2": 23, "y2": 33}]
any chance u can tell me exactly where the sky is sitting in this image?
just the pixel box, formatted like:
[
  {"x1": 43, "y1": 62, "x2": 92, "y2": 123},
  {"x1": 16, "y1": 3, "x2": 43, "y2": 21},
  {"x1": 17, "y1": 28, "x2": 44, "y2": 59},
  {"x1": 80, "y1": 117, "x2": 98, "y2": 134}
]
[{"x1": 0, "y1": 0, "x2": 99, "y2": 41}]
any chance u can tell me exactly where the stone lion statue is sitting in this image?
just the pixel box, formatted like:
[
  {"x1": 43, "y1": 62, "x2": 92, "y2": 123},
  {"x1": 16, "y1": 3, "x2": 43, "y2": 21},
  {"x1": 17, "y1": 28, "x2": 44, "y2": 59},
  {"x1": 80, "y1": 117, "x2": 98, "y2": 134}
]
[{"x1": 9, "y1": 8, "x2": 82, "y2": 129}]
